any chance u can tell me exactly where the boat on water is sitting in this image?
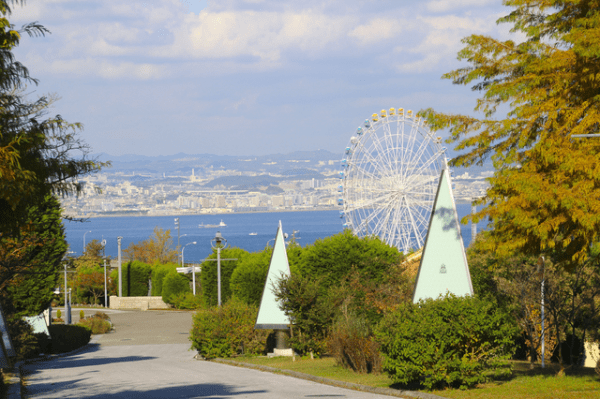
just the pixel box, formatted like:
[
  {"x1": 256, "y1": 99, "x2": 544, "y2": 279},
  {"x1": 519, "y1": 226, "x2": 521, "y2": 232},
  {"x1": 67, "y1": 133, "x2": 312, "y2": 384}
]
[
  {"x1": 199, "y1": 219, "x2": 227, "y2": 228},
  {"x1": 249, "y1": 232, "x2": 258, "y2": 236}
]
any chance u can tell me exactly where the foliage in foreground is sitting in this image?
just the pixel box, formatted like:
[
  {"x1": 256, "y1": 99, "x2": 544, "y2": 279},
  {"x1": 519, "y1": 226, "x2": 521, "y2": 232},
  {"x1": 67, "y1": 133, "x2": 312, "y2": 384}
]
[
  {"x1": 190, "y1": 298, "x2": 270, "y2": 359},
  {"x1": 375, "y1": 294, "x2": 517, "y2": 390}
]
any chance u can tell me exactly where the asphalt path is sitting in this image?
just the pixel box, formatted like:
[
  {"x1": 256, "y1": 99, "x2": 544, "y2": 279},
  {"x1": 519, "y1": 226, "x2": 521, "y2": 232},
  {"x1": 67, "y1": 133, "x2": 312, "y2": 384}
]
[{"x1": 22, "y1": 309, "x2": 397, "y2": 398}]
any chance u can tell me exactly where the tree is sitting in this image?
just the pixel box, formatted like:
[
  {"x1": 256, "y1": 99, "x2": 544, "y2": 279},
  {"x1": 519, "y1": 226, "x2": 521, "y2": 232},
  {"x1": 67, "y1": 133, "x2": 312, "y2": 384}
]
[
  {"x1": 0, "y1": 0, "x2": 106, "y2": 326},
  {"x1": 2, "y1": 194, "x2": 67, "y2": 317},
  {"x1": 299, "y1": 230, "x2": 404, "y2": 292},
  {"x1": 123, "y1": 227, "x2": 178, "y2": 264},
  {"x1": 73, "y1": 239, "x2": 105, "y2": 272},
  {"x1": 421, "y1": 0, "x2": 600, "y2": 267},
  {"x1": 467, "y1": 232, "x2": 600, "y2": 367},
  {"x1": 75, "y1": 267, "x2": 104, "y2": 305}
]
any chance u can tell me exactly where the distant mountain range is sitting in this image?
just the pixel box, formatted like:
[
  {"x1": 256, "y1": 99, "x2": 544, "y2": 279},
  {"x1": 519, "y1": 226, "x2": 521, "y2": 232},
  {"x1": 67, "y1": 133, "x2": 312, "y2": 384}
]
[{"x1": 90, "y1": 149, "x2": 494, "y2": 177}]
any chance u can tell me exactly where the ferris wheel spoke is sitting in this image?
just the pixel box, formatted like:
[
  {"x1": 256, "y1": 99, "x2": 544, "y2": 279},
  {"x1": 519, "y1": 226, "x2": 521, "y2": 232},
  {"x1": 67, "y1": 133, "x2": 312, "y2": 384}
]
[
  {"x1": 409, "y1": 148, "x2": 446, "y2": 178},
  {"x1": 366, "y1": 139, "x2": 396, "y2": 178},
  {"x1": 405, "y1": 132, "x2": 434, "y2": 177},
  {"x1": 402, "y1": 196, "x2": 425, "y2": 248},
  {"x1": 401, "y1": 119, "x2": 419, "y2": 172}
]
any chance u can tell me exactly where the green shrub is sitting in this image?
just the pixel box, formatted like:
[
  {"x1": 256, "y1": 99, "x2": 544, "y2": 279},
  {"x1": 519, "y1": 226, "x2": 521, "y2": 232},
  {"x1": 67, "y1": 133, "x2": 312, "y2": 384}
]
[
  {"x1": 171, "y1": 292, "x2": 204, "y2": 310},
  {"x1": 48, "y1": 324, "x2": 92, "y2": 353},
  {"x1": 56, "y1": 309, "x2": 61, "y2": 319},
  {"x1": 162, "y1": 270, "x2": 191, "y2": 304},
  {"x1": 79, "y1": 310, "x2": 85, "y2": 320},
  {"x1": 9, "y1": 318, "x2": 44, "y2": 360},
  {"x1": 151, "y1": 263, "x2": 179, "y2": 296},
  {"x1": 92, "y1": 311, "x2": 110, "y2": 320},
  {"x1": 273, "y1": 274, "x2": 333, "y2": 356},
  {"x1": 200, "y1": 247, "x2": 249, "y2": 306},
  {"x1": 375, "y1": 294, "x2": 517, "y2": 390},
  {"x1": 328, "y1": 313, "x2": 381, "y2": 373},
  {"x1": 190, "y1": 297, "x2": 270, "y2": 359},
  {"x1": 229, "y1": 250, "x2": 271, "y2": 306},
  {"x1": 110, "y1": 261, "x2": 152, "y2": 296},
  {"x1": 77, "y1": 314, "x2": 112, "y2": 334}
]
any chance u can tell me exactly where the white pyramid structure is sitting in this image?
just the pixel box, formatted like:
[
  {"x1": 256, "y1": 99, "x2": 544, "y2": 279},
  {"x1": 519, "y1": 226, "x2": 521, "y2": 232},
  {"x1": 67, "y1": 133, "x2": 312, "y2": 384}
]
[
  {"x1": 413, "y1": 168, "x2": 474, "y2": 303},
  {"x1": 255, "y1": 220, "x2": 291, "y2": 329}
]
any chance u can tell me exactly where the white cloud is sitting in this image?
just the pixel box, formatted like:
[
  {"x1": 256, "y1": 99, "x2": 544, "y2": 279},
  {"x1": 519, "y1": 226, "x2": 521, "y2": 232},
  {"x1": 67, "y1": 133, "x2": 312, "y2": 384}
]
[
  {"x1": 426, "y1": 0, "x2": 499, "y2": 13},
  {"x1": 348, "y1": 18, "x2": 404, "y2": 45},
  {"x1": 11, "y1": 0, "x2": 512, "y2": 80}
]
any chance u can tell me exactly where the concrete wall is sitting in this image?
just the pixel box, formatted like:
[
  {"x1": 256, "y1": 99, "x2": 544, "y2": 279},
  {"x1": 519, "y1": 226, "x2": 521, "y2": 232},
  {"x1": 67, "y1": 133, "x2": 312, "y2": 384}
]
[{"x1": 109, "y1": 296, "x2": 170, "y2": 310}]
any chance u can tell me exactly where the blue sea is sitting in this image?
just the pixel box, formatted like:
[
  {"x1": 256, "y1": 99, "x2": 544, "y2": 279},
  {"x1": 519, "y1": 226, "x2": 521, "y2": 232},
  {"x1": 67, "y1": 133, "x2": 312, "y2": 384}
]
[{"x1": 64, "y1": 205, "x2": 483, "y2": 262}]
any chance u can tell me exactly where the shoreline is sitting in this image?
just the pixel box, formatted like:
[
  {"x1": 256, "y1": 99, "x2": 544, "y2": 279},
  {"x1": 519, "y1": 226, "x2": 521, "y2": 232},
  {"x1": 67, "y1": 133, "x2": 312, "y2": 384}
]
[
  {"x1": 64, "y1": 201, "x2": 475, "y2": 219},
  {"x1": 64, "y1": 207, "x2": 342, "y2": 219}
]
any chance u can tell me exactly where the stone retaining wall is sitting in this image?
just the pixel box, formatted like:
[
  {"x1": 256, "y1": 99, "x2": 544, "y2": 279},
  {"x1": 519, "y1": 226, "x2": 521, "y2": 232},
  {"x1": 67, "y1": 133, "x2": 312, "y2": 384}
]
[{"x1": 109, "y1": 296, "x2": 170, "y2": 310}]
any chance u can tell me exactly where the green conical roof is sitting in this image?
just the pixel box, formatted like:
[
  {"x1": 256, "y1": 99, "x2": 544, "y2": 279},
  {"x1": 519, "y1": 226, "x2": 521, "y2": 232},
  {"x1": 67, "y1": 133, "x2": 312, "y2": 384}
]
[
  {"x1": 413, "y1": 168, "x2": 474, "y2": 303},
  {"x1": 255, "y1": 220, "x2": 291, "y2": 329}
]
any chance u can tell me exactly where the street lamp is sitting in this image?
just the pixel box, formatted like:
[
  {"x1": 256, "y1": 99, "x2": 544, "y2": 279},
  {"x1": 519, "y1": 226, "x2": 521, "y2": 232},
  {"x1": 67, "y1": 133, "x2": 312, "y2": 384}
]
[
  {"x1": 63, "y1": 251, "x2": 74, "y2": 324},
  {"x1": 211, "y1": 231, "x2": 228, "y2": 306},
  {"x1": 537, "y1": 256, "x2": 546, "y2": 368},
  {"x1": 182, "y1": 241, "x2": 198, "y2": 294},
  {"x1": 101, "y1": 239, "x2": 107, "y2": 308},
  {"x1": 117, "y1": 236, "x2": 123, "y2": 297},
  {"x1": 174, "y1": 218, "x2": 181, "y2": 250},
  {"x1": 83, "y1": 230, "x2": 92, "y2": 253}
]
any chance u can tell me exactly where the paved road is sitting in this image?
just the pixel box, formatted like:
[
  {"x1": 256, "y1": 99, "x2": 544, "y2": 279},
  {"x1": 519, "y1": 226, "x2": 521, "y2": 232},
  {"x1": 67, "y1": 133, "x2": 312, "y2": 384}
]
[{"x1": 23, "y1": 310, "x2": 396, "y2": 398}]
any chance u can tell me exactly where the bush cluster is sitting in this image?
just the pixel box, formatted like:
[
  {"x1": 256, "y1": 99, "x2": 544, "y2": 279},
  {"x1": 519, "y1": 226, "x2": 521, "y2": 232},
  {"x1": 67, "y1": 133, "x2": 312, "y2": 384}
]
[
  {"x1": 328, "y1": 314, "x2": 381, "y2": 373},
  {"x1": 375, "y1": 294, "x2": 517, "y2": 390},
  {"x1": 190, "y1": 298, "x2": 270, "y2": 359},
  {"x1": 77, "y1": 312, "x2": 112, "y2": 334},
  {"x1": 48, "y1": 324, "x2": 92, "y2": 353},
  {"x1": 110, "y1": 261, "x2": 152, "y2": 297},
  {"x1": 162, "y1": 270, "x2": 191, "y2": 304},
  {"x1": 170, "y1": 292, "x2": 204, "y2": 309}
]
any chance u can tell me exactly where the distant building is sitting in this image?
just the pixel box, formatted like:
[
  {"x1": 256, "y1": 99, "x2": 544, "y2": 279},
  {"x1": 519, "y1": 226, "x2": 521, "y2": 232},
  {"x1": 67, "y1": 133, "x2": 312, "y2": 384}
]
[{"x1": 272, "y1": 196, "x2": 284, "y2": 207}]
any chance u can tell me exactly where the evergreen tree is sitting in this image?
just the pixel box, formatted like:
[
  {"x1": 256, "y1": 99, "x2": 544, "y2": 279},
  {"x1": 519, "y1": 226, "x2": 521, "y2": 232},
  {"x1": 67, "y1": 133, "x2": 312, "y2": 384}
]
[{"x1": 2, "y1": 194, "x2": 67, "y2": 317}]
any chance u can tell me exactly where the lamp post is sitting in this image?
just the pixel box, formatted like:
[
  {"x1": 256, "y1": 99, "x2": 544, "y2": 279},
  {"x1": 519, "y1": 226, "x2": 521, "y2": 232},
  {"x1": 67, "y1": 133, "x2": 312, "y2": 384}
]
[
  {"x1": 83, "y1": 230, "x2": 92, "y2": 253},
  {"x1": 174, "y1": 218, "x2": 180, "y2": 250},
  {"x1": 182, "y1": 241, "x2": 198, "y2": 294},
  {"x1": 211, "y1": 231, "x2": 228, "y2": 306},
  {"x1": 117, "y1": 236, "x2": 123, "y2": 297},
  {"x1": 102, "y1": 239, "x2": 107, "y2": 308},
  {"x1": 63, "y1": 251, "x2": 74, "y2": 324},
  {"x1": 537, "y1": 256, "x2": 546, "y2": 368}
]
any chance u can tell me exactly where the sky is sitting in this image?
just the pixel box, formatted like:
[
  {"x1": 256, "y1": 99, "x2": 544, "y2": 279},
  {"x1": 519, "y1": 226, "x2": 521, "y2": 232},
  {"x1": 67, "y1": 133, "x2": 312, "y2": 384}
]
[{"x1": 9, "y1": 0, "x2": 516, "y2": 157}]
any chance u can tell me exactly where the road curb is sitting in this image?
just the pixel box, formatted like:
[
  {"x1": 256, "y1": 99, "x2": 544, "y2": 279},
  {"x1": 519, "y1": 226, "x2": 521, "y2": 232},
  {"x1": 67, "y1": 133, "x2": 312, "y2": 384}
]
[{"x1": 211, "y1": 358, "x2": 445, "y2": 399}]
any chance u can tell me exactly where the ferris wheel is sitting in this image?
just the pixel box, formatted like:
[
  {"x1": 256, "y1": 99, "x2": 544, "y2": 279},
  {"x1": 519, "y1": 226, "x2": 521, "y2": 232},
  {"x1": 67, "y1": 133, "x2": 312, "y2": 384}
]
[{"x1": 339, "y1": 108, "x2": 448, "y2": 254}]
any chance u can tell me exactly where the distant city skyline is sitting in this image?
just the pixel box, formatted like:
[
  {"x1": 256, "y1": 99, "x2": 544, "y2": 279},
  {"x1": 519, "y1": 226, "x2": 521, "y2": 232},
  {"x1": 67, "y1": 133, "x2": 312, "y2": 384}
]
[{"x1": 11, "y1": 0, "x2": 511, "y2": 157}]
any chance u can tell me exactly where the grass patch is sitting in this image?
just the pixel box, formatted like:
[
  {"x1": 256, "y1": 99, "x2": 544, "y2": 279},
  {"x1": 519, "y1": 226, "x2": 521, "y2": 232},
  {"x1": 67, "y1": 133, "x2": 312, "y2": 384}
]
[
  {"x1": 429, "y1": 361, "x2": 600, "y2": 399},
  {"x1": 235, "y1": 357, "x2": 600, "y2": 399},
  {"x1": 235, "y1": 355, "x2": 395, "y2": 388}
]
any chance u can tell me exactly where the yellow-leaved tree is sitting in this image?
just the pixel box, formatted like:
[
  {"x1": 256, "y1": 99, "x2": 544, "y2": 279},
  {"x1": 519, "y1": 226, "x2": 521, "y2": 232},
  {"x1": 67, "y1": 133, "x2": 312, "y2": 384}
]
[{"x1": 422, "y1": 0, "x2": 600, "y2": 267}]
